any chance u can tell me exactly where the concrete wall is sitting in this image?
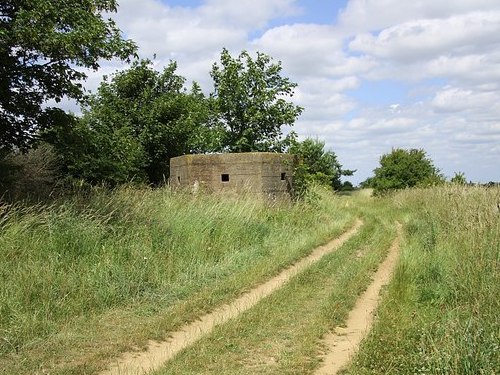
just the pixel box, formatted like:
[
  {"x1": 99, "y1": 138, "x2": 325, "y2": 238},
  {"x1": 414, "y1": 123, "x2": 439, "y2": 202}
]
[{"x1": 170, "y1": 153, "x2": 294, "y2": 198}]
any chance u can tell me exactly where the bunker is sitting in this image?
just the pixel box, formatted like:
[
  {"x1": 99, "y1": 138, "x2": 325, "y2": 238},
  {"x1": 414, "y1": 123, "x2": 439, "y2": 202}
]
[{"x1": 170, "y1": 152, "x2": 294, "y2": 198}]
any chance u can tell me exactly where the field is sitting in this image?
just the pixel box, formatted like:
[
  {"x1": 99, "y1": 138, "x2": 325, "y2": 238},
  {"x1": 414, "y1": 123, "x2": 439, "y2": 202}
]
[
  {"x1": 347, "y1": 186, "x2": 500, "y2": 374},
  {"x1": 0, "y1": 185, "x2": 498, "y2": 374}
]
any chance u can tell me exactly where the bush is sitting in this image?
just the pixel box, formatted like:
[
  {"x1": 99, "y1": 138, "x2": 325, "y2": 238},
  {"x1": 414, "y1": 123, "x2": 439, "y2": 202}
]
[
  {"x1": 364, "y1": 148, "x2": 444, "y2": 195},
  {"x1": 0, "y1": 144, "x2": 58, "y2": 202}
]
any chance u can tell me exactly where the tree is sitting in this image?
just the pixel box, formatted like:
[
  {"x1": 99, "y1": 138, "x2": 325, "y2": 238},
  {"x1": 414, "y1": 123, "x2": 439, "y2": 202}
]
[
  {"x1": 0, "y1": 0, "x2": 136, "y2": 153},
  {"x1": 450, "y1": 171, "x2": 467, "y2": 185},
  {"x1": 210, "y1": 48, "x2": 303, "y2": 152},
  {"x1": 359, "y1": 176, "x2": 375, "y2": 189},
  {"x1": 46, "y1": 60, "x2": 212, "y2": 185},
  {"x1": 340, "y1": 181, "x2": 355, "y2": 191},
  {"x1": 45, "y1": 113, "x2": 145, "y2": 186},
  {"x1": 365, "y1": 148, "x2": 444, "y2": 194},
  {"x1": 288, "y1": 138, "x2": 354, "y2": 197}
]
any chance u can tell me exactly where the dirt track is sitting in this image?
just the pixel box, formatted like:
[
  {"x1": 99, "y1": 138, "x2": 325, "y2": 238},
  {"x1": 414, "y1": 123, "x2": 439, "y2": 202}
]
[
  {"x1": 100, "y1": 219, "x2": 363, "y2": 375},
  {"x1": 315, "y1": 223, "x2": 402, "y2": 375}
]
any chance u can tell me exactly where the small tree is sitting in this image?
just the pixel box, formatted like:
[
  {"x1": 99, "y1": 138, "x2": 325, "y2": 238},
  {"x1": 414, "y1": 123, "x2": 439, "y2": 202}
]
[
  {"x1": 288, "y1": 138, "x2": 354, "y2": 197},
  {"x1": 45, "y1": 113, "x2": 146, "y2": 186},
  {"x1": 359, "y1": 176, "x2": 375, "y2": 189},
  {"x1": 46, "y1": 60, "x2": 212, "y2": 185},
  {"x1": 450, "y1": 172, "x2": 467, "y2": 185},
  {"x1": 340, "y1": 181, "x2": 355, "y2": 191},
  {"x1": 210, "y1": 49, "x2": 303, "y2": 152},
  {"x1": 367, "y1": 148, "x2": 444, "y2": 194}
]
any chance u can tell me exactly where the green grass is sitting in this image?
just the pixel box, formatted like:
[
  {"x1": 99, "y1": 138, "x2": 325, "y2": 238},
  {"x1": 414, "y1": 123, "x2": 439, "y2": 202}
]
[
  {"x1": 2, "y1": 184, "x2": 497, "y2": 374},
  {"x1": 0, "y1": 185, "x2": 354, "y2": 375},
  {"x1": 152, "y1": 206, "x2": 395, "y2": 374},
  {"x1": 346, "y1": 185, "x2": 500, "y2": 374}
]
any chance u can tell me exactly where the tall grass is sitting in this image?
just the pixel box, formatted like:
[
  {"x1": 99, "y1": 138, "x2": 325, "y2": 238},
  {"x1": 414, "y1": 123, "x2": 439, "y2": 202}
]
[
  {"x1": 348, "y1": 185, "x2": 500, "y2": 374},
  {"x1": 0, "y1": 185, "x2": 354, "y2": 374},
  {"x1": 152, "y1": 204, "x2": 395, "y2": 375}
]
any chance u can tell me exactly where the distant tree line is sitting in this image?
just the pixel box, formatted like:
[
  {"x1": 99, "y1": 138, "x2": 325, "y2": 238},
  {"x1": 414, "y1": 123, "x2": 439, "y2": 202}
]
[
  {"x1": 360, "y1": 148, "x2": 445, "y2": 195},
  {"x1": 2, "y1": 1, "x2": 490, "y2": 201},
  {"x1": 358, "y1": 148, "x2": 498, "y2": 195},
  {"x1": 1, "y1": 1, "x2": 355, "y2": 200}
]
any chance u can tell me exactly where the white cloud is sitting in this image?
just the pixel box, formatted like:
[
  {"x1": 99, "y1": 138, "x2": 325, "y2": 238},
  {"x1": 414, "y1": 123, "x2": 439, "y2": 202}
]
[
  {"x1": 349, "y1": 11, "x2": 500, "y2": 63},
  {"x1": 338, "y1": 0, "x2": 500, "y2": 33},
  {"x1": 432, "y1": 87, "x2": 500, "y2": 113},
  {"x1": 113, "y1": 1, "x2": 245, "y2": 59},
  {"x1": 67, "y1": 0, "x2": 500, "y2": 184},
  {"x1": 252, "y1": 24, "x2": 377, "y2": 78},
  {"x1": 251, "y1": 24, "x2": 343, "y2": 75},
  {"x1": 200, "y1": 0, "x2": 300, "y2": 29},
  {"x1": 350, "y1": 116, "x2": 417, "y2": 133},
  {"x1": 114, "y1": 0, "x2": 300, "y2": 59},
  {"x1": 425, "y1": 54, "x2": 500, "y2": 84}
]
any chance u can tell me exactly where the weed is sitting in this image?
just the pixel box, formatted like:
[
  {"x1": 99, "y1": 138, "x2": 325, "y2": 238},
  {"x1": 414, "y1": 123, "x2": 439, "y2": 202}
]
[
  {"x1": 0, "y1": 185, "x2": 354, "y2": 374},
  {"x1": 347, "y1": 185, "x2": 499, "y2": 375}
]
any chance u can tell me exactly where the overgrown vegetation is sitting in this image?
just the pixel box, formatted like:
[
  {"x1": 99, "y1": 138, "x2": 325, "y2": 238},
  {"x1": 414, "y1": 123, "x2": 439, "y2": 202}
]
[
  {"x1": 361, "y1": 148, "x2": 444, "y2": 194},
  {"x1": 2, "y1": 185, "x2": 497, "y2": 374},
  {"x1": 0, "y1": 185, "x2": 354, "y2": 374},
  {"x1": 2, "y1": 5, "x2": 497, "y2": 374},
  {"x1": 0, "y1": 144, "x2": 58, "y2": 201},
  {"x1": 153, "y1": 195, "x2": 396, "y2": 375},
  {"x1": 347, "y1": 185, "x2": 499, "y2": 374},
  {"x1": 289, "y1": 138, "x2": 355, "y2": 198},
  {"x1": 0, "y1": 0, "x2": 136, "y2": 153}
]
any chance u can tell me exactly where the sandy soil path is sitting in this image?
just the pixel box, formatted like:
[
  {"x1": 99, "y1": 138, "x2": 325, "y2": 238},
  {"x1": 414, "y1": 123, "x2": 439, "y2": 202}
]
[
  {"x1": 100, "y1": 219, "x2": 363, "y2": 375},
  {"x1": 314, "y1": 223, "x2": 402, "y2": 375}
]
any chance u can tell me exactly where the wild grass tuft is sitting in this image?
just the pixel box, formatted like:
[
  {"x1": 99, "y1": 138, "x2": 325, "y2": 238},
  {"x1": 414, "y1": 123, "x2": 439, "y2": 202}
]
[
  {"x1": 153, "y1": 204, "x2": 394, "y2": 375},
  {"x1": 0, "y1": 184, "x2": 354, "y2": 374},
  {"x1": 347, "y1": 185, "x2": 500, "y2": 374}
]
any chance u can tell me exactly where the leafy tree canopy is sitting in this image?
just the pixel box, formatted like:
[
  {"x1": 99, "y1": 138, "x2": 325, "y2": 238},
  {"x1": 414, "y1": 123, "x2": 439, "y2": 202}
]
[
  {"x1": 0, "y1": 0, "x2": 136, "y2": 152},
  {"x1": 45, "y1": 60, "x2": 212, "y2": 185},
  {"x1": 364, "y1": 148, "x2": 444, "y2": 194},
  {"x1": 340, "y1": 181, "x2": 355, "y2": 191},
  {"x1": 450, "y1": 171, "x2": 467, "y2": 185},
  {"x1": 210, "y1": 48, "x2": 303, "y2": 152},
  {"x1": 288, "y1": 138, "x2": 354, "y2": 197}
]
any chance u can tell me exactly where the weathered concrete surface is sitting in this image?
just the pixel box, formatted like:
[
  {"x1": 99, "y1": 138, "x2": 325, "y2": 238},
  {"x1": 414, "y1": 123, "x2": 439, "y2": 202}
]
[{"x1": 170, "y1": 153, "x2": 294, "y2": 198}]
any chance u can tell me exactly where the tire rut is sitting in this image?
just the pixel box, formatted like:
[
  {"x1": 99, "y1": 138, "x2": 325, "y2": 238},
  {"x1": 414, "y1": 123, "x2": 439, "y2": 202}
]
[
  {"x1": 314, "y1": 222, "x2": 402, "y2": 375},
  {"x1": 100, "y1": 219, "x2": 363, "y2": 375}
]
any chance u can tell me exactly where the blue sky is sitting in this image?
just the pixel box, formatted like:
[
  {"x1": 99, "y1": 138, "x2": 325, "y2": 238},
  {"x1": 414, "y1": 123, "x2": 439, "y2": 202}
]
[
  {"x1": 272, "y1": 0, "x2": 347, "y2": 25},
  {"x1": 79, "y1": 0, "x2": 500, "y2": 184}
]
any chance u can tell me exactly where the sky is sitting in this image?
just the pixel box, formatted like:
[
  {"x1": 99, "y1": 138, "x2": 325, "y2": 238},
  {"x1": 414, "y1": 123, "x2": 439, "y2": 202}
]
[{"x1": 80, "y1": 0, "x2": 500, "y2": 184}]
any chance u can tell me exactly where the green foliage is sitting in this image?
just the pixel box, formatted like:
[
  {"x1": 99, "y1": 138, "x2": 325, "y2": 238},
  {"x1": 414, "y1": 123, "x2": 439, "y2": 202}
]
[
  {"x1": 0, "y1": 144, "x2": 58, "y2": 201},
  {"x1": 46, "y1": 60, "x2": 212, "y2": 185},
  {"x1": 288, "y1": 138, "x2": 354, "y2": 198},
  {"x1": 210, "y1": 49, "x2": 303, "y2": 152},
  {"x1": 450, "y1": 171, "x2": 467, "y2": 185},
  {"x1": 46, "y1": 114, "x2": 146, "y2": 185},
  {"x1": 340, "y1": 181, "x2": 355, "y2": 191},
  {"x1": 349, "y1": 186, "x2": 500, "y2": 374},
  {"x1": 366, "y1": 148, "x2": 444, "y2": 194},
  {"x1": 0, "y1": 185, "x2": 352, "y2": 373},
  {"x1": 359, "y1": 176, "x2": 374, "y2": 189},
  {"x1": 0, "y1": 0, "x2": 136, "y2": 152}
]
